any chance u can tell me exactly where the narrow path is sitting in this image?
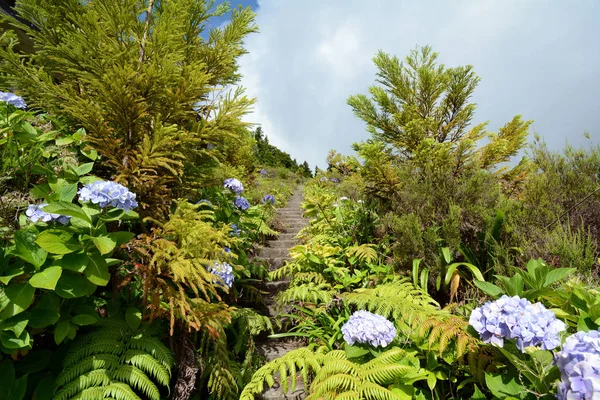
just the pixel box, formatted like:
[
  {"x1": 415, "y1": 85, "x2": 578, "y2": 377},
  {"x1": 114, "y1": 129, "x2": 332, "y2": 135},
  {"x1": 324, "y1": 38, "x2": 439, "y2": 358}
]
[{"x1": 255, "y1": 188, "x2": 307, "y2": 400}]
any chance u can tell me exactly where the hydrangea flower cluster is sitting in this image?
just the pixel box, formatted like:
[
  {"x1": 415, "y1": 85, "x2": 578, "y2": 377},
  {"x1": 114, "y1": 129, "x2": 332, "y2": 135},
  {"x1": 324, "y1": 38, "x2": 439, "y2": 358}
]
[
  {"x1": 0, "y1": 91, "x2": 26, "y2": 109},
  {"x1": 261, "y1": 194, "x2": 275, "y2": 204},
  {"x1": 319, "y1": 177, "x2": 328, "y2": 182},
  {"x1": 555, "y1": 329, "x2": 600, "y2": 400},
  {"x1": 340, "y1": 196, "x2": 349, "y2": 201},
  {"x1": 210, "y1": 262, "x2": 234, "y2": 288},
  {"x1": 78, "y1": 180, "x2": 138, "y2": 211},
  {"x1": 26, "y1": 203, "x2": 70, "y2": 225},
  {"x1": 330, "y1": 178, "x2": 340, "y2": 183},
  {"x1": 469, "y1": 295, "x2": 566, "y2": 350},
  {"x1": 341, "y1": 310, "x2": 396, "y2": 348},
  {"x1": 224, "y1": 178, "x2": 244, "y2": 194},
  {"x1": 234, "y1": 196, "x2": 250, "y2": 211},
  {"x1": 259, "y1": 169, "x2": 268, "y2": 176},
  {"x1": 230, "y1": 223, "x2": 240, "y2": 236}
]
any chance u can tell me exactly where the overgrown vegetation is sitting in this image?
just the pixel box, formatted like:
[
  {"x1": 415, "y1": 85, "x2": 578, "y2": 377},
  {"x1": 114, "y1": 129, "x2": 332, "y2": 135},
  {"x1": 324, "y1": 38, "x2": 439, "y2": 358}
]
[{"x1": 0, "y1": 1, "x2": 598, "y2": 399}]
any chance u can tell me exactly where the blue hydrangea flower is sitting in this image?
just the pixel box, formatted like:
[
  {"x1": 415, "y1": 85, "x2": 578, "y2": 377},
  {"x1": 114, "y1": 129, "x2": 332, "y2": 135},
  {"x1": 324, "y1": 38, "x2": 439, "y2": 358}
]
[
  {"x1": 0, "y1": 91, "x2": 26, "y2": 109},
  {"x1": 196, "y1": 199, "x2": 212, "y2": 206},
  {"x1": 234, "y1": 196, "x2": 250, "y2": 211},
  {"x1": 230, "y1": 223, "x2": 240, "y2": 236},
  {"x1": 78, "y1": 180, "x2": 138, "y2": 211},
  {"x1": 210, "y1": 262, "x2": 234, "y2": 288},
  {"x1": 259, "y1": 169, "x2": 268, "y2": 176},
  {"x1": 469, "y1": 295, "x2": 566, "y2": 350},
  {"x1": 556, "y1": 329, "x2": 600, "y2": 400},
  {"x1": 224, "y1": 178, "x2": 244, "y2": 194},
  {"x1": 341, "y1": 310, "x2": 396, "y2": 348},
  {"x1": 26, "y1": 203, "x2": 70, "y2": 225},
  {"x1": 330, "y1": 178, "x2": 340, "y2": 183},
  {"x1": 261, "y1": 194, "x2": 275, "y2": 204},
  {"x1": 319, "y1": 177, "x2": 328, "y2": 182}
]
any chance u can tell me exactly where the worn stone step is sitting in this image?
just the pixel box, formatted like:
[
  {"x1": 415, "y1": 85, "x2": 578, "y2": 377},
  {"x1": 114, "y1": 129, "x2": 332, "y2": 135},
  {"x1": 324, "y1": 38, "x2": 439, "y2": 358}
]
[
  {"x1": 267, "y1": 257, "x2": 289, "y2": 270},
  {"x1": 279, "y1": 217, "x2": 305, "y2": 223},
  {"x1": 277, "y1": 233, "x2": 300, "y2": 240},
  {"x1": 260, "y1": 248, "x2": 290, "y2": 259},
  {"x1": 266, "y1": 239, "x2": 298, "y2": 248},
  {"x1": 284, "y1": 224, "x2": 306, "y2": 230},
  {"x1": 265, "y1": 280, "x2": 290, "y2": 293}
]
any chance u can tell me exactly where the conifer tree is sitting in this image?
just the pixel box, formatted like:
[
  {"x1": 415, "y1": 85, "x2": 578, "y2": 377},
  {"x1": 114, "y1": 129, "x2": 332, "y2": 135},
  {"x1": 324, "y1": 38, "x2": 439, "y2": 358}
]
[
  {"x1": 348, "y1": 46, "x2": 531, "y2": 180},
  {"x1": 0, "y1": 0, "x2": 258, "y2": 219}
]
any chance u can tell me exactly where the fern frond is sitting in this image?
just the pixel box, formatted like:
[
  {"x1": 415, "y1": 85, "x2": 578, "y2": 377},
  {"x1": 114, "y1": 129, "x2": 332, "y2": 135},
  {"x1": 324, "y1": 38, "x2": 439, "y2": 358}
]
[
  {"x1": 277, "y1": 282, "x2": 334, "y2": 305},
  {"x1": 128, "y1": 336, "x2": 175, "y2": 371},
  {"x1": 121, "y1": 349, "x2": 171, "y2": 386},
  {"x1": 345, "y1": 244, "x2": 378, "y2": 264},
  {"x1": 56, "y1": 354, "x2": 120, "y2": 388},
  {"x1": 112, "y1": 365, "x2": 160, "y2": 400}
]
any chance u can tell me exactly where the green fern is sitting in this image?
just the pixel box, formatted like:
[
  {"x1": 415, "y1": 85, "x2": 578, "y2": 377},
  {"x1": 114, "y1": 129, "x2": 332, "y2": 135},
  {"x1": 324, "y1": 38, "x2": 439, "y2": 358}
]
[
  {"x1": 276, "y1": 282, "x2": 335, "y2": 305},
  {"x1": 345, "y1": 244, "x2": 379, "y2": 264},
  {"x1": 240, "y1": 347, "x2": 427, "y2": 400},
  {"x1": 54, "y1": 318, "x2": 174, "y2": 400}
]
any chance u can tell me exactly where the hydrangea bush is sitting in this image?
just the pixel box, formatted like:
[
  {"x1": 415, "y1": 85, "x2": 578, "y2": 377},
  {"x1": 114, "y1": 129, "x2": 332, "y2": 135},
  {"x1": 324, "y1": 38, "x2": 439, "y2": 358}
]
[
  {"x1": 341, "y1": 310, "x2": 396, "y2": 348},
  {"x1": 469, "y1": 295, "x2": 566, "y2": 350},
  {"x1": 78, "y1": 180, "x2": 138, "y2": 211},
  {"x1": 556, "y1": 329, "x2": 600, "y2": 400},
  {"x1": 234, "y1": 196, "x2": 250, "y2": 211},
  {"x1": 0, "y1": 91, "x2": 26, "y2": 108},
  {"x1": 261, "y1": 194, "x2": 275, "y2": 204},
  {"x1": 210, "y1": 262, "x2": 234, "y2": 288},
  {"x1": 26, "y1": 203, "x2": 71, "y2": 225},
  {"x1": 224, "y1": 178, "x2": 244, "y2": 194}
]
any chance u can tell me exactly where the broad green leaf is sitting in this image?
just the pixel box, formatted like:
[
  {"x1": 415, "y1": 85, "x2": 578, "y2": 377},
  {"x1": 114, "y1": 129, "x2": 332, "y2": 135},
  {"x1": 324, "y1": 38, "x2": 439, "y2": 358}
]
[
  {"x1": 54, "y1": 321, "x2": 70, "y2": 344},
  {"x1": 71, "y1": 314, "x2": 98, "y2": 326},
  {"x1": 35, "y1": 229, "x2": 79, "y2": 255},
  {"x1": 0, "y1": 360, "x2": 15, "y2": 389},
  {"x1": 74, "y1": 162, "x2": 94, "y2": 176},
  {"x1": 42, "y1": 202, "x2": 91, "y2": 224},
  {"x1": 12, "y1": 228, "x2": 47, "y2": 268},
  {"x1": 81, "y1": 148, "x2": 98, "y2": 161},
  {"x1": 543, "y1": 267, "x2": 577, "y2": 287},
  {"x1": 0, "y1": 268, "x2": 25, "y2": 285},
  {"x1": 33, "y1": 376, "x2": 55, "y2": 400},
  {"x1": 0, "y1": 283, "x2": 35, "y2": 319},
  {"x1": 57, "y1": 183, "x2": 78, "y2": 202},
  {"x1": 345, "y1": 344, "x2": 369, "y2": 358},
  {"x1": 56, "y1": 137, "x2": 74, "y2": 146},
  {"x1": 55, "y1": 252, "x2": 88, "y2": 272},
  {"x1": 84, "y1": 255, "x2": 109, "y2": 286},
  {"x1": 54, "y1": 273, "x2": 96, "y2": 298},
  {"x1": 125, "y1": 307, "x2": 142, "y2": 330},
  {"x1": 15, "y1": 350, "x2": 52, "y2": 374},
  {"x1": 0, "y1": 330, "x2": 31, "y2": 350},
  {"x1": 473, "y1": 280, "x2": 504, "y2": 297},
  {"x1": 485, "y1": 372, "x2": 527, "y2": 399},
  {"x1": 108, "y1": 231, "x2": 136, "y2": 247},
  {"x1": 0, "y1": 312, "x2": 29, "y2": 337},
  {"x1": 472, "y1": 385, "x2": 487, "y2": 400},
  {"x1": 441, "y1": 247, "x2": 452, "y2": 264},
  {"x1": 29, "y1": 266, "x2": 63, "y2": 290},
  {"x1": 90, "y1": 236, "x2": 116, "y2": 255}
]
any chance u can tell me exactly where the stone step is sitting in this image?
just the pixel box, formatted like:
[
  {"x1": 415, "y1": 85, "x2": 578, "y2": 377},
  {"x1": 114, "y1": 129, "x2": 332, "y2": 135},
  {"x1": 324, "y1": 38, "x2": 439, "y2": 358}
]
[
  {"x1": 260, "y1": 248, "x2": 290, "y2": 259},
  {"x1": 284, "y1": 223, "x2": 306, "y2": 229},
  {"x1": 267, "y1": 258, "x2": 288, "y2": 270},
  {"x1": 265, "y1": 280, "x2": 290, "y2": 293},
  {"x1": 266, "y1": 239, "x2": 298, "y2": 248},
  {"x1": 277, "y1": 233, "x2": 300, "y2": 240}
]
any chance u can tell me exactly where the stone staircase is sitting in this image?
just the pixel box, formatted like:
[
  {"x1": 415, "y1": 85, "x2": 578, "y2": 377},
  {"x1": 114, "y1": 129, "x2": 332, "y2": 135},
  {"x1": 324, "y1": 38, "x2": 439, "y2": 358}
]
[{"x1": 255, "y1": 188, "x2": 307, "y2": 400}]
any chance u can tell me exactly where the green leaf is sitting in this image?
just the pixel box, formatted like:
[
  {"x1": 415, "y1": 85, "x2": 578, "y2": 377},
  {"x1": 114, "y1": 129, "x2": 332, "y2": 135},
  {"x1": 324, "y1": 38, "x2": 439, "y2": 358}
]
[
  {"x1": 54, "y1": 321, "x2": 70, "y2": 345},
  {"x1": 55, "y1": 252, "x2": 88, "y2": 272},
  {"x1": 90, "y1": 236, "x2": 116, "y2": 255},
  {"x1": 12, "y1": 228, "x2": 47, "y2": 268},
  {"x1": 0, "y1": 312, "x2": 29, "y2": 337},
  {"x1": 473, "y1": 280, "x2": 504, "y2": 297},
  {"x1": 441, "y1": 247, "x2": 452, "y2": 264},
  {"x1": 54, "y1": 273, "x2": 96, "y2": 298},
  {"x1": 472, "y1": 385, "x2": 487, "y2": 400},
  {"x1": 29, "y1": 266, "x2": 63, "y2": 290},
  {"x1": 71, "y1": 314, "x2": 98, "y2": 326},
  {"x1": 0, "y1": 360, "x2": 15, "y2": 389},
  {"x1": 0, "y1": 283, "x2": 35, "y2": 319},
  {"x1": 74, "y1": 162, "x2": 94, "y2": 176},
  {"x1": 33, "y1": 376, "x2": 55, "y2": 400},
  {"x1": 84, "y1": 255, "x2": 109, "y2": 286},
  {"x1": 15, "y1": 350, "x2": 52, "y2": 374},
  {"x1": 108, "y1": 231, "x2": 135, "y2": 247},
  {"x1": 81, "y1": 147, "x2": 98, "y2": 161},
  {"x1": 29, "y1": 294, "x2": 60, "y2": 328},
  {"x1": 485, "y1": 372, "x2": 527, "y2": 398},
  {"x1": 35, "y1": 229, "x2": 79, "y2": 255},
  {"x1": 445, "y1": 262, "x2": 485, "y2": 285},
  {"x1": 543, "y1": 268, "x2": 577, "y2": 287},
  {"x1": 42, "y1": 202, "x2": 92, "y2": 224},
  {"x1": 344, "y1": 344, "x2": 369, "y2": 358},
  {"x1": 0, "y1": 268, "x2": 25, "y2": 285},
  {"x1": 56, "y1": 137, "x2": 74, "y2": 146},
  {"x1": 57, "y1": 183, "x2": 78, "y2": 202},
  {"x1": 0, "y1": 329, "x2": 31, "y2": 350},
  {"x1": 125, "y1": 307, "x2": 142, "y2": 330}
]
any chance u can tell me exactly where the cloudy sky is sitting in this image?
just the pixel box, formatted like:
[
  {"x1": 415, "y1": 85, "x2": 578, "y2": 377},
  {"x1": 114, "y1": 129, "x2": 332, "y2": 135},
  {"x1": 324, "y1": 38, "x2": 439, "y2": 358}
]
[{"x1": 228, "y1": 0, "x2": 599, "y2": 169}]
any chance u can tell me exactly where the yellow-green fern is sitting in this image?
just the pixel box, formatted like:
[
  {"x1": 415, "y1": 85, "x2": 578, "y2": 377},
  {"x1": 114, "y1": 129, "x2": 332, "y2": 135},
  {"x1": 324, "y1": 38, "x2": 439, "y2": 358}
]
[{"x1": 54, "y1": 318, "x2": 174, "y2": 400}]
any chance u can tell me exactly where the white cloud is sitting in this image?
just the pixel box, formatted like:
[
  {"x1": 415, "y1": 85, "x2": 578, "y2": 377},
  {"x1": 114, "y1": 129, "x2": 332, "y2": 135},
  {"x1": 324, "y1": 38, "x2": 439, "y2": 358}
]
[{"x1": 239, "y1": 0, "x2": 600, "y2": 169}]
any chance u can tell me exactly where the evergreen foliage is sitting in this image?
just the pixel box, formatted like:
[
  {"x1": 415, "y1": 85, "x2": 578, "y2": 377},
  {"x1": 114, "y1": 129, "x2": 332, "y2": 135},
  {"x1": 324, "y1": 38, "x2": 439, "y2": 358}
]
[{"x1": 54, "y1": 318, "x2": 174, "y2": 400}]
